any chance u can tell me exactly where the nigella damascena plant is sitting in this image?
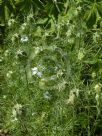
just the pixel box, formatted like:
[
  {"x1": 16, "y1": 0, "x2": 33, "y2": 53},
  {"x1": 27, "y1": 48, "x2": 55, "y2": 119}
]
[
  {"x1": 21, "y1": 35, "x2": 29, "y2": 43},
  {"x1": 31, "y1": 67, "x2": 42, "y2": 77},
  {"x1": 11, "y1": 103, "x2": 22, "y2": 121},
  {"x1": 32, "y1": 67, "x2": 38, "y2": 75},
  {"x1": 43, "y1": 91, "x2": 51, "y2": 100}
]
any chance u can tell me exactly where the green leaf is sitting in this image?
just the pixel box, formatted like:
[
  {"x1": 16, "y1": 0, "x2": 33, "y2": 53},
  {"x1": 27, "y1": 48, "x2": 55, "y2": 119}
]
[
  {"x1": 96, "y1": 3, "x2": 102, "y2": 17},
  {"x1": 87, "y1": 11, "x2": 96, "y2": 28},
  {"x1": 37, "y1": 18, "x2": 48, "y2": 25},
  {"x1": 77, "y1": 113, "x2": 88, "y2": 128}
]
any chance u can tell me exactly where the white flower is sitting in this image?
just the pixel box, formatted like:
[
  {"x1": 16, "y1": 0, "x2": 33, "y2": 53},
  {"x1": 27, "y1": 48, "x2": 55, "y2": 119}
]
[
  {"x1": 17, "y1": 49, "x2": 23, "y2": 55},
  {"x1": 43, "y1": 91, "x2": 51, "y2": 100},
  {"x1": 37, "y1": 71, "x2": 42, "y2": 77},
  {"x1": 32, "y1": 67, "x2": 42, "y2": 77},
  {"x1": 32, "y1": 67, "x2": 38, "y2": 75},
  {"x1": 21, "y1": 36, "x2": 28, "y2": 42}
]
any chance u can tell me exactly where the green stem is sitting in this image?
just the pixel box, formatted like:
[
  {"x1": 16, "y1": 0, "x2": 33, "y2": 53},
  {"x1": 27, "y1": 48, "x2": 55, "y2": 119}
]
[
  {"x1": 24, "y1": 66, "x2": 29, "y2": 92},
  {"x1": 72, "y1": 105, "x2": 75, "y2": 136}
]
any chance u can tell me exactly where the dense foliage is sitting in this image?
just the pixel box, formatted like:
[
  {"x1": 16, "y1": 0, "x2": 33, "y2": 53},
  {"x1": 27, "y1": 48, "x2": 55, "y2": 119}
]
[{"x1": 0, "y1": 0, "x2": 102, "y2": 136}]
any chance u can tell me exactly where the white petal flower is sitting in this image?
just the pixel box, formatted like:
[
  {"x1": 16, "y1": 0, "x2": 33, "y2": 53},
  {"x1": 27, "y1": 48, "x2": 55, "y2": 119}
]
[
  {"x1": 43, "y1": 91, "x2": 51, "y2": 100},
  {"x1": 32, "y1": 67, "x2": 42, "y2": 77},
  {"x1": 32, "y1": 67, "x2": 38, "y2": 75},
  {"x1": 37, "y1": 71, "x2": 42, "y2": 77},
  {"x1": 21, "y1": 36, "x2": 28, "y2": 42},
  {"x1": 17, "y1": 49, "x2": 23, "y2": 55}
]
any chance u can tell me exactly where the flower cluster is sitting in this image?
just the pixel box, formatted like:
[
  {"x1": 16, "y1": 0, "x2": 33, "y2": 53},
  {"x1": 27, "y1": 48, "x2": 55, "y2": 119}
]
[
  {"x1": 31, "y1": 67, "x2": 42, "y2": 77},
  {"x1": 21, "y1": 35, "x2": 29, "y2": 42},
  {"x1": 11, "y1": 103, "x2": 22, "y2": 122}
]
